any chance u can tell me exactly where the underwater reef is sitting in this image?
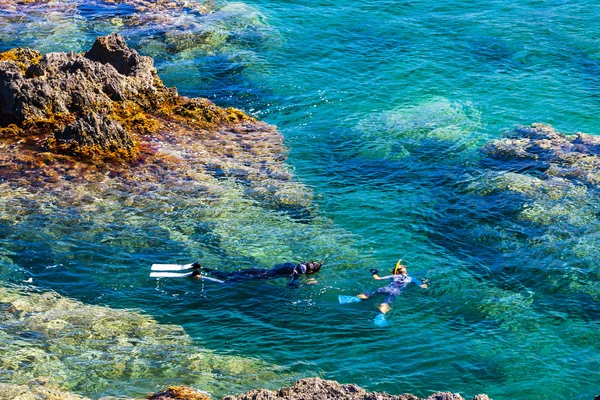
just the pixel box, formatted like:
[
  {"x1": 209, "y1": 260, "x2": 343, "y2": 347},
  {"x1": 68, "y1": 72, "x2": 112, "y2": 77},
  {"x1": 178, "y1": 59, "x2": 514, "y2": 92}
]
[
  {"x1": 0, "y1": 285, "x2": 283, "y2": 399},
  {"x1": 482, "y1": 123, "x2": 600, "y2": 186},
  {"x1": 0, "y1": 0, "x2": 272, "y2": 83}
]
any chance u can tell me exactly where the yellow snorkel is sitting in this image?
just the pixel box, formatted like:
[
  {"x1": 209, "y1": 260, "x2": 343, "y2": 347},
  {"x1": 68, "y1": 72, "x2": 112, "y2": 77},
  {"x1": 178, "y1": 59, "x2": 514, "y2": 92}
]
[{"x1": 393, "y1": 259, "x2": 403, "y2": 275}]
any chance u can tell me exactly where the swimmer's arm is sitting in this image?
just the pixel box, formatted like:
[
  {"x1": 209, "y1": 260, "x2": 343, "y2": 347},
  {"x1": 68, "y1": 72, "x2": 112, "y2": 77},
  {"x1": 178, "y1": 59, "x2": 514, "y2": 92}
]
[
  {"x1": 287, "y1": 270, "x2": 301, "y2": 286},
  {"x1": 410, "y1": 277, "x2": 428, "y2": 289},
  {"x1": 370, "y1": 269, "x2": 392, "y2": 280}
]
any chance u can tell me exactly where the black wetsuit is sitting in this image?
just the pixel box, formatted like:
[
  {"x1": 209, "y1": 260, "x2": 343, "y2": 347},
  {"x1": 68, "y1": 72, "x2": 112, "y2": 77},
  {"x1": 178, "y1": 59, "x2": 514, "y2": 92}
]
[{"x1": 201, "y1": 262, "x2": 314, "y2": 285}]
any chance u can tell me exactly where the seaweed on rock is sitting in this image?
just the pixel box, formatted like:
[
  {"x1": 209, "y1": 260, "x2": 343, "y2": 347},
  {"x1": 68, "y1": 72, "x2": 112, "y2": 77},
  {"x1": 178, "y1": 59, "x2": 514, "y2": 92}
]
[{"x1": 0, "y1": 33, "x2": 312, "y2": 212}]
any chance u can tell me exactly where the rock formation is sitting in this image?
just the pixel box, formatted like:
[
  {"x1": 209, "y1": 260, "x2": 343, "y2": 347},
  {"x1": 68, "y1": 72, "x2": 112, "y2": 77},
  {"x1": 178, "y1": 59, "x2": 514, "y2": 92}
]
[
  {"x1": 0, "y1": 33, "x2": 310, "y2": 212},
  {"x1": 220, "y1": 378, "x2": 490, "y2": 400},
  {"x1": 0, "y1": 32, "x2": 250, "y2": 161}
]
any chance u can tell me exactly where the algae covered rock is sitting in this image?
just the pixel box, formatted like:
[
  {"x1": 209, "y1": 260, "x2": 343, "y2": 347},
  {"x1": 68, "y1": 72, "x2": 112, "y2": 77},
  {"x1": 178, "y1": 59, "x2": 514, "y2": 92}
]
[
  {"x1": 0, "y1": 32, "x2": 177, "y2": 161},
  {"x1": 0, "y1": 32, "x2": 256, "y2": 162},
  {"x1": 0, "y1": 33, "x2": 312, "y2": 215},
  {"x1": 50, "y1": 112, "x2": 134, "y2": 159}
]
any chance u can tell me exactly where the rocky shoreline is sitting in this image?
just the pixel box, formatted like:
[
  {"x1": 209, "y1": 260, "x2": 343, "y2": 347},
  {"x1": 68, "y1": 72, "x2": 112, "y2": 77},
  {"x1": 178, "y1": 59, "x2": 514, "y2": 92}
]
[
  {"x1": 218, "y1": 378, "x2": 490, "y2": 400},
  {"x1": 147, "y1": 378, "x2": 492, "y2": 400}
]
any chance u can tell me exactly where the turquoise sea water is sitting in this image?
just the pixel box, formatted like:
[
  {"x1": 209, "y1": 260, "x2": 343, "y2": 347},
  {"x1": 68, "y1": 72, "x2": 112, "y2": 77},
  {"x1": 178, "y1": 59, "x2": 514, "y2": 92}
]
[{"x1": 1, "y1": 1, "x2": 600, "y2": 399}]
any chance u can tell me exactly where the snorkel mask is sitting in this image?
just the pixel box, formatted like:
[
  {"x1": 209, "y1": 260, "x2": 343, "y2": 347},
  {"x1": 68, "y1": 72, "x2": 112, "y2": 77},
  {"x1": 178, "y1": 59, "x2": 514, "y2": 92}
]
[{"x1": 307, "y1": 261, "x2": 323, "y2": 274}]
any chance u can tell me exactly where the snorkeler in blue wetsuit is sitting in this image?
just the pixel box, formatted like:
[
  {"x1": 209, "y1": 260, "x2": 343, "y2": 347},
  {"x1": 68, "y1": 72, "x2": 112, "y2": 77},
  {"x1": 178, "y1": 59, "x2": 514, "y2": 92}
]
[
  {"x1": 357, "y1": 259, "x2": 428, "y2": 314},
  {"x1": 189, "y1": 261, "x2": 324, "y2": 286}
]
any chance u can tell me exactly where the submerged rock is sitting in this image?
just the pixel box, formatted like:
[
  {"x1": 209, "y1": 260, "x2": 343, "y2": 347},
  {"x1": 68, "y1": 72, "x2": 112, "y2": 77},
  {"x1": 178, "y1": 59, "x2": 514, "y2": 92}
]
[
  {"x1": 0, "y1": 0, "x2": 271, "y2": 68},
  {"x1": 0, "y1": 286, "x2": 282, "y2": 398},
  {"x1": 147, "y1": 385, "x2": 210, "y2": 400},
  {"x1": 483, "y1": 123, "x2": 600, "y2": 187},
  {"x1": 219, "y1": 378, "x2": 489, "y2": 400},
  {"x1": 0, "y1": 380, "x2": 92, "y2": 400}
]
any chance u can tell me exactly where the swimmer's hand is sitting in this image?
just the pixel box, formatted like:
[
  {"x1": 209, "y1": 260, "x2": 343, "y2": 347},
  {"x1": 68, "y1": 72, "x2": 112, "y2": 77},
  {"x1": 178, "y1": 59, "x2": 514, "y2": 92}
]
[
  {"x1": 420, "y1": 284, "x2": 428, "y2": 289},
  {"x1": 305, "y1": 278, "x2": 318, "y2": 285},
  {"x1": 191, "y1": 271, "x2": 202, "y2": 279},
  {"x1": 370, "y1": 269, "x2": 379, "y2": 275}
]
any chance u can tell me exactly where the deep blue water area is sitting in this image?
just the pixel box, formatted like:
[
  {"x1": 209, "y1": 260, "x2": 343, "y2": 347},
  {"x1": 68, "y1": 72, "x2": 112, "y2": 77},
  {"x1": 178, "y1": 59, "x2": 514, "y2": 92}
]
[{"x1": 1, "y1": 0, "x2": 600, "y2": 399}]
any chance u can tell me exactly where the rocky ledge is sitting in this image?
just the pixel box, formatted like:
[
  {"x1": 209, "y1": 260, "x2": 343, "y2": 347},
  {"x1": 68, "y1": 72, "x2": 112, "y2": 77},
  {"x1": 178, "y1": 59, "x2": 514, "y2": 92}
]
[
  {"x1": 148, "y1": 378, "x2": 491, "y2": 400},
  {"x1": 0, "y1": 33, "x2": 253, "y2": 161},
  {"x1": 0, "y1": 33, "x2": 310, "y2": 211}
]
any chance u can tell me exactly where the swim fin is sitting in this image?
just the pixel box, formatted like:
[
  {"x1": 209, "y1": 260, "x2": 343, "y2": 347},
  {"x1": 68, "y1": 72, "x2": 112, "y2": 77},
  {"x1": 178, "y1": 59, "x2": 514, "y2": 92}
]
[
  {"x1": 338, "y1": 295, "x2": 361, "y2": 304},
  {"x1": 374, "y1": 313, "x2": 388, "y2": 327},
  {"x1": 149, "y1": 271, "x2": 224, "y2": 283},
  {"x1": 151, "y1": 263, "x2": 194, "y2": 271},
  {"x1": 150, "y1": 271, "x2": 194, "y2": 278}
]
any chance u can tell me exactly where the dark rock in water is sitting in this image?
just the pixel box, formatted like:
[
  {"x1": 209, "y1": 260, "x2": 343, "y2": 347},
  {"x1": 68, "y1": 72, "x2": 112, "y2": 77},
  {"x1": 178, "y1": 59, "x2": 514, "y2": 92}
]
[
  {"x1": 50, "y1": 112, "x2": 135, "y2": 159},
  {"x1": 85, "y1": 32, "x2": 152, "y2": 78},
  {"x1": 219, "y1": 377, "x2": 488, "y2": 400}
]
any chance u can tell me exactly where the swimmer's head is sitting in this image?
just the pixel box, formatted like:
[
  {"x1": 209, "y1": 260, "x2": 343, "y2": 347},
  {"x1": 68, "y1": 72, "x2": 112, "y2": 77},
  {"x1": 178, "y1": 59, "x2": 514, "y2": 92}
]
[
  {"x1": 306, "y1": 261, "x2": 324, "y2": 274},
  {"x1": 392, "y1": 259, "x2": 407, "y2": 275}
]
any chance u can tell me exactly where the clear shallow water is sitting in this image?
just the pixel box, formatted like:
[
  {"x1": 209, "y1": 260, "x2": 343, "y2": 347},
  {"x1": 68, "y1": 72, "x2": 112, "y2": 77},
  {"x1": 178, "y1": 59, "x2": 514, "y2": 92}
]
[{"x1": 1, "y1": 1, "x2": 600, "y2": 399}]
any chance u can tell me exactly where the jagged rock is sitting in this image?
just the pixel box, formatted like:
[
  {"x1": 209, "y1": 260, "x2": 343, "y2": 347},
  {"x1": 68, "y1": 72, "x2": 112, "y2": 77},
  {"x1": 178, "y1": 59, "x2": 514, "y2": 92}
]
[
  {"x1": 219, "y1": 378, "x2": 487, "y2": 400},
  {"x1": 85, "y1": 33, "x2": 151, "y2": 78},
  {"x1": 425, "y1": 392, "x2": 464, "y2": 400},
  {"x1": 0, "y1": 33, "x2": 262, "y2": 164},
  {"x1": 472, "y1": 396, "x2": 491, "y2": 400},
  {"x1": 0, "y1": 33, "x2": 179, "y2": 160},
  {"x1": 49, "y1": 112, "x2": 135, "y2": 159}
]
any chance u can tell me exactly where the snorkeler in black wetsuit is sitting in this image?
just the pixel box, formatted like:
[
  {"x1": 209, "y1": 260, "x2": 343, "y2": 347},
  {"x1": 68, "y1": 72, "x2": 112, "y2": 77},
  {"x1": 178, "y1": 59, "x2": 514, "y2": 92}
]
[{"x1": 189, "y1": 261, "x2": 324, "y2": 286}]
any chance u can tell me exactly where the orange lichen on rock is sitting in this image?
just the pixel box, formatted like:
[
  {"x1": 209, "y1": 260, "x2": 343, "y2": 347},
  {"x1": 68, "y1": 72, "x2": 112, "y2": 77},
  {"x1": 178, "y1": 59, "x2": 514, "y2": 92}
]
[
  {"x1": 0, "y1": 47, "x2": 42, "y2": 74},
  {"x1": 0, "y1": 33, "x2": 313, "y2": 213},
  {"x1": 172, "y1": 97, "x2": 256, "y2": 129},
  {"x1": 147, "y1": 385, "x2": 211, "y2": 400},
  {"x1": 0, "y1": 123, "x2": 23, "y2": 137},
  {"x1": 0, "y1": 33, "x2": 258, "y2": 163}
]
